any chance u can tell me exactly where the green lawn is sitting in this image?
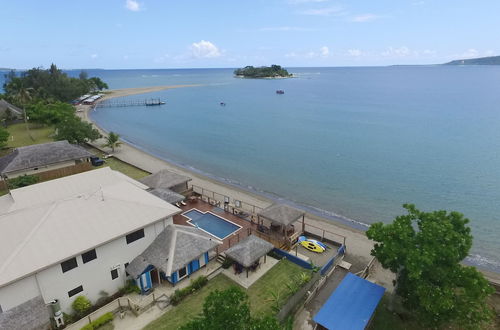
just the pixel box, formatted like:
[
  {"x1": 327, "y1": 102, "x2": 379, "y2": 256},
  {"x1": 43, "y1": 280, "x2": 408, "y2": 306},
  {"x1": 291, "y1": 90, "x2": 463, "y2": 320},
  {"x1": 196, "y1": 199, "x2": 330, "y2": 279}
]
[
  {"x1": 144, "y1": 259, "x2": 308, "y2": 329},
  {"x1": 144, "y1": 275, "x2": 237, "y2": 330},
  {"x1": 86, "y1": 147, "x2": 150, "y2": 180},
  {"x1": 5, "y1": 123, "x2": 54, "y2": 149},
  {"x1": 247, "y1": 259, "x2": 306, "y2": 317}
]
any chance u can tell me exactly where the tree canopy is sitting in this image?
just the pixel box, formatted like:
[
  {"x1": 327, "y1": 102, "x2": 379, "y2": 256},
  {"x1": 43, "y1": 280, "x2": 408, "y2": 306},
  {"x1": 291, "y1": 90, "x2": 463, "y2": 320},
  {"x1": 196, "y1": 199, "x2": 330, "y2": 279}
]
[
  {"x1": 55, "y1": 116, "x2": 101, "y2": 144},
  {"x1": 234, "y1": 65, "x2": 291, "y2": 78},
  {"x1": 3, "y1": 64, "x2": 108, "y2": 104},
  {"x1": 366, "y1": 204, "x2": 494, "y2": 328},
  {"x1": 26, "y1": 101, "x2": 75, "y2": 125},
  {"x1": 180, "y1": 287, "x2": 281, "y2": 330}
]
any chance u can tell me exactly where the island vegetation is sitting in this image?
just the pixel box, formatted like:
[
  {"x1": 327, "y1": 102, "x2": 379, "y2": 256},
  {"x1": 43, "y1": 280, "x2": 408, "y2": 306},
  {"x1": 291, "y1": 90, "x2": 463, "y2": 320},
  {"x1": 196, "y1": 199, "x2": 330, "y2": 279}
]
[
  {"x1": 234, "y1": 65, "x2": 292, "y2": 78},
  {"x1": 444, "y1": 55, "x2": 500, "y2": 65}
]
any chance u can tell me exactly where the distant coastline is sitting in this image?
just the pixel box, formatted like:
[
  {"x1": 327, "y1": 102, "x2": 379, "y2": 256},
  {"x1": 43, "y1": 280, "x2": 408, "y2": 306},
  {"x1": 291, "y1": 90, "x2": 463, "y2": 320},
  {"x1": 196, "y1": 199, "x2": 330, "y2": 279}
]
[{"x1": 444, "y1": 55, "x2": 500, "y2": 65}]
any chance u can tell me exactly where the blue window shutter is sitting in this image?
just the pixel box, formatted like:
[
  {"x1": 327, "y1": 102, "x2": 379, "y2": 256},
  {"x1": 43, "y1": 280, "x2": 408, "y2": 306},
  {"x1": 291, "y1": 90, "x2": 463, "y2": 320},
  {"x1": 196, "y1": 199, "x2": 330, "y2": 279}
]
[
  {"x1": 192, "y1": 259, "x2": 200, "y2": 272},
  {"x1": 204, "y1": 252, "x2": 209, "y2": 264},
  {"x1": 171, "y1": 271, "x2": 177, "y2": 284}
]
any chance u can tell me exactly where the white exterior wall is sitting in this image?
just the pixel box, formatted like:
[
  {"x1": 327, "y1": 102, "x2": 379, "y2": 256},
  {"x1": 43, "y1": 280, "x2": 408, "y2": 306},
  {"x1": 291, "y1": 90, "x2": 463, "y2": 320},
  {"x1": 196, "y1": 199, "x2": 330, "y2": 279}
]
[
  {"x1": 5, "y1": 160, "x2": 77, "y2": 179},
  {"x1": 0, "y1": 275, "x2": 39, "y2": 311},
  {"x1": 0, "y1": 216, "x2": 172, "y2": 314}
]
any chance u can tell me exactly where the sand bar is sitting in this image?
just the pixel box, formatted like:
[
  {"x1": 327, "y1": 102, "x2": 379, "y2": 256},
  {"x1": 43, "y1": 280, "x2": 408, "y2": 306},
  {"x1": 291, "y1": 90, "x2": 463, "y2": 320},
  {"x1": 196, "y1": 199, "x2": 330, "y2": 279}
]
[{"x1": 78, "y1": 85, "x2": 500, "y2": 286}]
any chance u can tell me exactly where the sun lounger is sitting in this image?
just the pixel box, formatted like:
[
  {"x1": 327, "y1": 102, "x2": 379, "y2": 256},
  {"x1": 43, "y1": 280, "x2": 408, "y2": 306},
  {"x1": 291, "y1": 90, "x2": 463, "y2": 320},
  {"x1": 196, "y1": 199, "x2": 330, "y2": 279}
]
[{"x1": 180, "y1": 201, "x2": 187, "y2": 206}]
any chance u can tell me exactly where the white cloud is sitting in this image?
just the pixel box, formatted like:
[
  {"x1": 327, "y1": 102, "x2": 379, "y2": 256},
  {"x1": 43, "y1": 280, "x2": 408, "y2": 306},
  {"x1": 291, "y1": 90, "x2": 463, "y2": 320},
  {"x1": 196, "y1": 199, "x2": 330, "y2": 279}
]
[
  {"x1": 348, "y1": 49, "x2": 362, "y2": 57},
  {"x1": 351, "y1": 14, "x2": 379, "y2": 22},
  {"x1": 320, "y1": 46, "x2": 329, "y2": 57},
  {"x1": 300, "y1": 6, "x2": 344, "y2": 16},
  {"x1": 286, "y1": 46, "x2": 330, "y2": 59},
  {"x1": 484, "y1": 50, "x2": 495, "y2": 56},
  {"x1": 382, "y1": 46, "x2": 411, "y2": 57},
  {"x1": 459, "y1": 48, "x2": 479, "y2": 59},
  {"x1": 125, "y1": 0, "x2": 141, "y2": 12},
  {"x1": 422, "y1": 49, "x2": 436, "y2": 56},
  {"x1": 190, "y1": 40, "x2": 221, "y2": 58},
  {"x1": 90, "y1": 54, "x2": 98, "y2": 59}
]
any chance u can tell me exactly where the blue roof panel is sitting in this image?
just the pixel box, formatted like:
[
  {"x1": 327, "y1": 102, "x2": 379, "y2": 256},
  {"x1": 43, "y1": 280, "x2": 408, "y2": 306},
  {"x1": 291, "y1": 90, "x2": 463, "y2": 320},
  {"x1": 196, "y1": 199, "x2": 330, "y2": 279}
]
[{"x1": 313, "y1": 272, "x2": 385, "y2": 329}]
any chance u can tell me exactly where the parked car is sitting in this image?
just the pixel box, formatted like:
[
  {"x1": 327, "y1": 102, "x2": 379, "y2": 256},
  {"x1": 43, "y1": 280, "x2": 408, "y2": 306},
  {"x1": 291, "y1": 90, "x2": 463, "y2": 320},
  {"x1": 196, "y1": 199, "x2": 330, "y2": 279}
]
[{"x1": 90, "y1": 156, "x2": 105, "y2": 166}]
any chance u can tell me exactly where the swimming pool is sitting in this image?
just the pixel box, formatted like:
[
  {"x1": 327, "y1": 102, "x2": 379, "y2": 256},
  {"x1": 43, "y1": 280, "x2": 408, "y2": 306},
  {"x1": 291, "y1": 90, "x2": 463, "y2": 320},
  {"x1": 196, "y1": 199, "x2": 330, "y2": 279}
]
[{"x1": 182, "y1": 209, "x2": 242, "y2": 240}]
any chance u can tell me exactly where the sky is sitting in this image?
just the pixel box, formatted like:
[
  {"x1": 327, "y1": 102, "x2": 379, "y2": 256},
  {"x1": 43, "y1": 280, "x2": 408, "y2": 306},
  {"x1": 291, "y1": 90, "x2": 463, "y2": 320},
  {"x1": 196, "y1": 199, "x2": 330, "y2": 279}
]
[{"x1": 1, "y1": 0, "x2": 499, "y2": 69}]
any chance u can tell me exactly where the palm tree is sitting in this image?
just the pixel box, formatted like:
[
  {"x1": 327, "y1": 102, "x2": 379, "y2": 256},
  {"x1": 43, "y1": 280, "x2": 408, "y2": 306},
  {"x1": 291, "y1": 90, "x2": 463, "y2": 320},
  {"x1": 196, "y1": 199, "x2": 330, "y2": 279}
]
[
  {"x1": 104, "y1": 132, "x2": 122, "y2": 152},
  {"x1": 14, "y1": 84, "x2": 34, "y2": 140}
]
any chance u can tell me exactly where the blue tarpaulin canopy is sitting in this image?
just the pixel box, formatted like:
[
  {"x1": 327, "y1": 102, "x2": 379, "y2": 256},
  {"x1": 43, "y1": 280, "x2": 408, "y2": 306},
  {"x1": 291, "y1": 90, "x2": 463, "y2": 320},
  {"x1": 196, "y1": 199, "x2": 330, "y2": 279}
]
[{"x1": 313, "y1": 272, "x2": 386, "y2": 330}]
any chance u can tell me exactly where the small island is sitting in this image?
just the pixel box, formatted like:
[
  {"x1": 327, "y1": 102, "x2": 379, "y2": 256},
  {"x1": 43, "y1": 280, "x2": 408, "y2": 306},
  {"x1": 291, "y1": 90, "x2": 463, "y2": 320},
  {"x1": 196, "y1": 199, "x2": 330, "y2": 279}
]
[{"x1": 234, "y1": 65, "x2": 292, "y2": 78}]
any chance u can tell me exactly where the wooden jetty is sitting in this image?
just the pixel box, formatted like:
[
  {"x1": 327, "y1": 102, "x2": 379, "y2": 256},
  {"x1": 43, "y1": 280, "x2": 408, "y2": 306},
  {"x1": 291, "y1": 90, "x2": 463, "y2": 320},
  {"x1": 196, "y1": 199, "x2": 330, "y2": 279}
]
[{"x1": 95, "y1": 98, "x2": 166, "y2": 108}]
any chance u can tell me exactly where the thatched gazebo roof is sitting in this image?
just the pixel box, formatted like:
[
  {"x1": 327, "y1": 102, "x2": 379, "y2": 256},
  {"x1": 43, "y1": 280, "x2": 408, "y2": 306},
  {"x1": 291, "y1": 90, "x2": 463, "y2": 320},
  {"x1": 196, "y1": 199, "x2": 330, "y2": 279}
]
[
  {"x1": 149, "y1": 188, "x2": 185, "y2": 204},
  {"x1": 257, "y1": 204, "x2": 305, "y2": 226},
  {"x1": 126, "y1": 224, "x2": 221, "y2": 278},
  {"x1": 139, "y1": 169, "x2": 191, "y2": 190},
  {"x1": 224, "y1": 235, "x2": 274, "y2": 268}
]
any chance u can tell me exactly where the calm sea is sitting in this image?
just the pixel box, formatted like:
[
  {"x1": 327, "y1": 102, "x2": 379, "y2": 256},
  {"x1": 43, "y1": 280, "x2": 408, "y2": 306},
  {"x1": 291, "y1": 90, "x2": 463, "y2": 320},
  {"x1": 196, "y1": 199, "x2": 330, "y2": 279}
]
[{"x1": 3, "y1": 67, "x2": 500, "y2": 272}]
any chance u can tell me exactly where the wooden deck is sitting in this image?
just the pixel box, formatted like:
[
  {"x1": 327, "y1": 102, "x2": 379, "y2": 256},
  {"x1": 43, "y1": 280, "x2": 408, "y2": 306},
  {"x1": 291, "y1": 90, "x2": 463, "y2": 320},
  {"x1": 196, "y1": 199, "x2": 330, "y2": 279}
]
[{"x1": 173, "y1": 199, "x2": 300, "y2": 252}]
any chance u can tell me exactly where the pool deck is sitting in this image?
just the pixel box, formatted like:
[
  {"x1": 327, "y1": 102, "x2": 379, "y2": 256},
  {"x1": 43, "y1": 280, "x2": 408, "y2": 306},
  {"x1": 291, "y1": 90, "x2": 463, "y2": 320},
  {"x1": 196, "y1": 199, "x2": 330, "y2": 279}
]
[{"x1": 173, "y1": 199, "x2": 257, "y2": 253}]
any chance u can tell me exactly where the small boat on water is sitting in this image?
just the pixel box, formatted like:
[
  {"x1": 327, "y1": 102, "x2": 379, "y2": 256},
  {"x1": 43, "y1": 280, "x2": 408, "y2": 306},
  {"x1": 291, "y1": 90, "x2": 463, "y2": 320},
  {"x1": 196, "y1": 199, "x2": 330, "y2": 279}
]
[{"x1": 276, "y1": 90, "x2": 285, "y2": 94}]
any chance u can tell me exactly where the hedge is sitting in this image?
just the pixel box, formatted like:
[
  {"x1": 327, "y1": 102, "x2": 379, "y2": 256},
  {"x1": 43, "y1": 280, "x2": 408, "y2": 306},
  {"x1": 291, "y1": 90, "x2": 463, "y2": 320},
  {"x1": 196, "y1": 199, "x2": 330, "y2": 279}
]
[{"x1": 80, "y1": 312, "x2": 114, "y2": 330}]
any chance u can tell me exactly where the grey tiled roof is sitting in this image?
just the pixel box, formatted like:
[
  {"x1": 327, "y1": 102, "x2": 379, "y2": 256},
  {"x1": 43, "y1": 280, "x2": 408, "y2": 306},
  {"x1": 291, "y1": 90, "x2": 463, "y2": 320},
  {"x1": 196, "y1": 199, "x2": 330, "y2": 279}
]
[
  {"x1": 0, "y1": 140, "x2": 93, "y2": 174},
  {"x1": 225, "y1": 235, "x2": 274, "y2": 267},
  {"x1": 0, "y1": 99, "x2": 23, "y2": 117},
  {"x1": 149, "y1": 188, "x2": 185, "y2": 204},
  {"x1": 0, "y1": 295, "x2": 51, "y2": 330},
  {"x1": 126, "y1": 224, "x2": 221, "y2": 278},
  {"x1": 139, "y1": 169, "x2": 191, "y2": 189},
  {"x1": 258, "y1": 204, "x2": 305, "y2": 226}
]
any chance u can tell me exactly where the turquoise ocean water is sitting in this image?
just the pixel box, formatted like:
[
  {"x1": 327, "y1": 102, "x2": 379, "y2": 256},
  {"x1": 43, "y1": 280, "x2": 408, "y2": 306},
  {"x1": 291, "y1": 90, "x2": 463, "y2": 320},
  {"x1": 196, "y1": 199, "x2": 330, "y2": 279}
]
[{"x1": 4, "y1": 67, "x2": 500, "y2": 271}]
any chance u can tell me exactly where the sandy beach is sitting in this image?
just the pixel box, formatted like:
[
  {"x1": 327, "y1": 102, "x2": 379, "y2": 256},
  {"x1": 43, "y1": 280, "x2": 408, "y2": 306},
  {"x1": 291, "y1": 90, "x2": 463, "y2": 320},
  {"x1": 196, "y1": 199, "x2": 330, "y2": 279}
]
[{"x1": 77, "y1": 85, "x2": 500, "y2": 287}]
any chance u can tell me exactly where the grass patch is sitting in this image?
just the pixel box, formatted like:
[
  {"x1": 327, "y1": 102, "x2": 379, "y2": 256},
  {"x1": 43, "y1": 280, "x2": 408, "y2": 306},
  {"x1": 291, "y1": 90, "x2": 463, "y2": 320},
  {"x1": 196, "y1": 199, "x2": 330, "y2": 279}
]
[
  {"x1": 86, "y1": 147, "x2": 150, "y2": 180},
  {"x1": 143, "y1": 275, "x2": 236, "y2": 330},
  {"x1": 5, "y1": 123, "x2": 54, "y2": 149},
  {"x1": 145, "y1": 259, "x2": 308, "y2": 330},
  {"x1": 247, "y1": 259, "x2": 306, "y2": 317}
]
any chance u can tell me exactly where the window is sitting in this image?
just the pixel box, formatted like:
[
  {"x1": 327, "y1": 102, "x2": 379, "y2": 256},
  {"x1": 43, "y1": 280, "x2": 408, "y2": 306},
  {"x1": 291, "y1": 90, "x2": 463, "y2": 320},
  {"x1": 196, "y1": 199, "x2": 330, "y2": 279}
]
[
  {"x1": 68, "y1": 285, "x2": 83, "y2": 297},
  {"x1": 111, "y1": 269, "x2": 119, "y2": 280},
  {"x1": 81, "y1": 249, "x2": 97, "y2": 264},
  {"x1": 126, "y1": 229, "x2": 145, "y2": 244},
  {"x1": 178, "y1": 266, "x2": 187, "y2": 279},
  {"x1": 124, "y1": 263, "x2": 129, "y2": 276},
  {"x1": 61, "y1": 257, "x2": 78, "y2": 273}
]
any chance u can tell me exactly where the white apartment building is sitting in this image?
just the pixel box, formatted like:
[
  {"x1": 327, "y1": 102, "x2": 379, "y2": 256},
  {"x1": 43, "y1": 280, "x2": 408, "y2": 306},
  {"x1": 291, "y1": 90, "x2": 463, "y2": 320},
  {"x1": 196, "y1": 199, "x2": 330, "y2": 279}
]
[{"x1": 0, "y1": 167, "x2": 180, "y2": 329}]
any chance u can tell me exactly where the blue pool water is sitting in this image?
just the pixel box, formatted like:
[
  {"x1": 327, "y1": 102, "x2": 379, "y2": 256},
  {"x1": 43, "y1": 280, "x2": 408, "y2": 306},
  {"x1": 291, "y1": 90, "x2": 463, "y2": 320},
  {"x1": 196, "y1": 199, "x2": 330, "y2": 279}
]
[{"x1": 183, "y1": 209, "x2": 241, "y2": 239}]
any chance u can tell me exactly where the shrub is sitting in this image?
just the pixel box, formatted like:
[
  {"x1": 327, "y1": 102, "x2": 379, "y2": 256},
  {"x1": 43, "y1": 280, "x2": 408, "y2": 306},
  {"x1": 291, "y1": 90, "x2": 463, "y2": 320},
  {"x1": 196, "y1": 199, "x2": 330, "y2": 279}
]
[
  {"x1": 7, "y1": 174, "x2": 39, "y2": 189},
  {"x1": 80, "y1": 312, "x2": 114, "y2": 330},
  {"x1": 120, "y1": 280, "x2": 140, "y2": 294},
  {"x1": 63, "y1": 312, "x2": 74, "y2": 324},
  {"x1": 169, "y1": 277, "x2": 209, "y2": 306},
  {"x1": 72, "y1": 295, "x2": 92, "y2": 317},
  {"x1": 190, "y1": 276, "x2": 208, "y2": 290},
  {"x1": 222, "y1": 258, "x2": 233, "y2": 269}
]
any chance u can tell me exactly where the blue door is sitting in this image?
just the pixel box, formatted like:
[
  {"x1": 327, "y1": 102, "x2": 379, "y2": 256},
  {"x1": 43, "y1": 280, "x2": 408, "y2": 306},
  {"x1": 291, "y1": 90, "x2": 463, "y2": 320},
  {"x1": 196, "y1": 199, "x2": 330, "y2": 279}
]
[{"x1": 191, "y1": 259, "x2": 200, "y2": 273}]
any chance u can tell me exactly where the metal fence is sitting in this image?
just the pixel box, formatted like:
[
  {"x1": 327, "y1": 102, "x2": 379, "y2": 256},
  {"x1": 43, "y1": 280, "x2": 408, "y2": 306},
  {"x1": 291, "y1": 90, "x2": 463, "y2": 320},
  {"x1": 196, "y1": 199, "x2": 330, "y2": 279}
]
[{"x1": 273, "y1": 248, "x2": 313, "y2": 269}]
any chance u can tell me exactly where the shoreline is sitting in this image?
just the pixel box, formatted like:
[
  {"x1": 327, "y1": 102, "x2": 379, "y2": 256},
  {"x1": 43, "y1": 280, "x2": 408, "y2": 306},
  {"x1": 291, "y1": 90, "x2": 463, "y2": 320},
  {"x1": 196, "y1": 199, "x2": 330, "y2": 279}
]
[{"x1": 78, "y1": 85, "x2": 500, "y2": 285}]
